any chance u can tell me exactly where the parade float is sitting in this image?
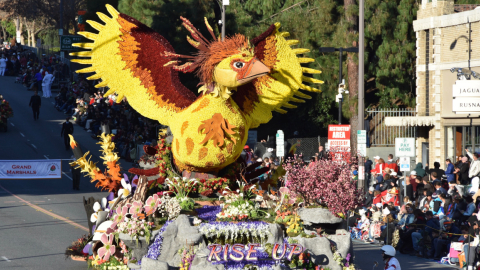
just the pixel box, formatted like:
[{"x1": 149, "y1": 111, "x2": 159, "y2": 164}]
[{"x1": 65, "y1": 5, "x2": 362, "y2": 270}]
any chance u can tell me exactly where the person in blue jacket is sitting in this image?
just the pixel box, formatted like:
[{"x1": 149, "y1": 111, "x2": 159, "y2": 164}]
[
  {"x1": 445, "y1": 159, "x2": 455, "y2": 183},
  {"x1": 430, "y1": 195, "x2": 443, "y2": 216}
]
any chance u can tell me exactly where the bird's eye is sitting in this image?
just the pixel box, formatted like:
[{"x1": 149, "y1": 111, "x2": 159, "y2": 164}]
[{"x1": 234, "y1": 62, "x2": 245, "y2": 69}]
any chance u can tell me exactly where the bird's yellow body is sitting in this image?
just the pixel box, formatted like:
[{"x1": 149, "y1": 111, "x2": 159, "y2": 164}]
[
  {"x1": 71, "y1": 5, "x2": 323, "y2": 172},
  {"x1": 170, "y1": 93, "x2": 249, "y2": 171}
]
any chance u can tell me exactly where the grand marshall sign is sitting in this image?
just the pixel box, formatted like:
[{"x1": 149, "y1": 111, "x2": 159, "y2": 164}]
[{"x1": 453, "y1": 80, "x2": 480, "y2": 113}]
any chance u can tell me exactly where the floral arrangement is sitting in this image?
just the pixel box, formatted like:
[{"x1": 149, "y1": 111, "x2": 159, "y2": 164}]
[
  {"x1": 114, "y1": 218, "x2": 154, "y2": 244},
  {"x1": 70, "y1": 134, "x2": 123, "y2": 193},
  {"x1": 285, "y1": 214, "x2": 304, "y2": 237},
  {"x1": 198, "y1": 177, "x2": 229, "y2": 197},
  {"x1": 285, "y1": 157, "x2": 362, "y2": 217},
  {"x1": 217, "y1": 201, "x2": 256, "y2": 221},
  {"x1": 331, "y1": 245, "x2": 355, "y2": 270},
  {"x1": 87, "y1": 255, "x2": 129, "y2": 270},
  {"x1": 199, "y1": 221, "x2": 271, "y2": 244},
  {"x1": 65, "y1": 234, "x2": 89, "y2": 258},
  {"x1": 166, "y1": 177, "x2": 199, "y2": 198},
  {"x1": 274, "y1": 210, "x2": 292, "y2": 224},
  {"x1": 288, "y1": 251, "x2": 315, "y2": 270},
  {"x1": 158, "y1": 194, "x2": 181, "y2": 219},
  {"x1": 165, "y1": 177, "x2": 198, "y2": 210},
  {"x1": 178, "y1": 245, "x2": 198, "y2": 270},
  {"x1": 196, "y1": 205, "x2": 222, "y2": 222}
]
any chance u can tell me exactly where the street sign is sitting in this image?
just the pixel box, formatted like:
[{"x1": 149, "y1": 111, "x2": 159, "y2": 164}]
[
  {"x1": 357, "y1": 130, "x2": 366, "y2": 144},
  {"x1": 60, "y1": 35, "x2": 82, "y2": 51},
  {"x1": 276, "y1": 130, "x2": 284, "y2": 145},
  {"x1": 328, "y1": 125, "x2": 351, "y2": 152},
  {"x1": 357, "y1": 143, "x2": 366, "y2": 157},
  {"x1": 399, "y1": 157, "x2": 410, "y2": 171},
  {"x1": 16, "y1": 31, "x2": 21, "y2": 43},
  {"x1": 276, "y1": 130, "x2": 284, "y2": 157},
  {"x1": 58, "y1": 29, "x2": 64, "y2": 36},
  {"x1": 395, "y1": 138, "x2": 415, "y2": 157}
]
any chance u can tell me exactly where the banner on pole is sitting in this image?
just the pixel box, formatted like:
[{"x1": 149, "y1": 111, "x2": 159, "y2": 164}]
[{"x1": 0, "y1": 160, "x2": 62, "y2": 179}]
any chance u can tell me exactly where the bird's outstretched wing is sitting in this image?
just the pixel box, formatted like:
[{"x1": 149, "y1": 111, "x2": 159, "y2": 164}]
[
  {"x1": 232, "y1": 23, "x2": 323, "y2": 128},
  {"x1": 70, "y1": 5, "x2": 197, "y2": 126}
]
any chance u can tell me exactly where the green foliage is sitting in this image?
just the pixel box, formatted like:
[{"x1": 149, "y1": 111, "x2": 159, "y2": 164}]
[
  {"x1": 38, "y1": 28, "x2": 60, "y2": 47},
  {"x1": 365, "y1": 0, "x2": 417, "y2": 108},
  {"x1": 1, "y1": 20, "x2": 16, "y2": 38},
  {"x1": 179, "y1": 197, "x2": 195, "y2": 211}
]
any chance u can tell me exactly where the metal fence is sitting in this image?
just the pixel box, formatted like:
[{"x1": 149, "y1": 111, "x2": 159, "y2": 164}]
[
  {"x1": 21, "y1": 45, "x2": 60, "y2": 58},
  {"x1": 253, "y1": 136, "x2": 327, "y2": 161},
  {"x1": 367, "y1": 108, "x2": 416, "y2": 147}
]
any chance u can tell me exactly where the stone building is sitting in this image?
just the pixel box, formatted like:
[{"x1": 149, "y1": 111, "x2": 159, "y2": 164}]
[{"x1": 386, "y1": 1, "x2": 480, "y2": 166}]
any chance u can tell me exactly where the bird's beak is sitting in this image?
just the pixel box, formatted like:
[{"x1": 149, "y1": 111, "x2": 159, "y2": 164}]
[{"x1": 237, "y1": 58, "x2": 270, "y2": 84}]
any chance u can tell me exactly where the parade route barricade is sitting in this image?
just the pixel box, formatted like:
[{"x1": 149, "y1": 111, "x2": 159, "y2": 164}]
[{"x1": 0, "y1": 160, "x2": 62, "y2": 179}]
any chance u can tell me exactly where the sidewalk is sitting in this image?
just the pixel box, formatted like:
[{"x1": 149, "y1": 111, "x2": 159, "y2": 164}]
[{"x1": 352, "y1": 240, "x2": 457, "y2": 269}]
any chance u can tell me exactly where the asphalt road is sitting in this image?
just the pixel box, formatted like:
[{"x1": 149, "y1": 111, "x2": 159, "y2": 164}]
[
  {"x1": 352, "y1": 240, "x2": 458, "y2": 269},
  {"x1": 0, "y1": 76, "x2": 130, "y2": 269},
  {"x1": 0, "y1": 76, "x2": 459, "y2": 269}
]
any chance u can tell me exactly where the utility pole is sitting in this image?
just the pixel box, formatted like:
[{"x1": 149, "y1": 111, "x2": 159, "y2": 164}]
[
  {"x1": 216, "y1": 0, "x2": 228, "y2": 41},
  {"x1": 338, "y1": 47, "x2": 343, "y2": 124},
  {"x1": 358, "y1": 0, "x2": 366, "y2": 191},
  {"x1": 319, "y1": 47, "x2": 358, "y2": 125},
  {"x1": 59, "y1": 0, "x2": 64, "y2": 36},
  {"x1": 221, "y1": 4, "x2": 225, "y2": 41}
]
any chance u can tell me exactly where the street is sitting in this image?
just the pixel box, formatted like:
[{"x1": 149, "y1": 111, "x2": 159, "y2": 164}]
[
  {"x1": 352, "y1": 240, "x2": 456, "y2": 270},
  {"x1": 0, "y1": 76, "x2": 128, "y2": 269}
]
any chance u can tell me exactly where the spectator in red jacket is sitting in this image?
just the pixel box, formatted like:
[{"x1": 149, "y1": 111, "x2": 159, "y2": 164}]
[
  {"x1": 371, "y1": 157, "x2": 385, "y2": 176},
  {"x1": 385, "y1": 154, "x2": 399, "y2": 173}
]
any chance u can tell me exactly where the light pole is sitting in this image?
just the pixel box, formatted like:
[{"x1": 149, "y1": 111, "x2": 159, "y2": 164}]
[
  {"x1": 216, "y1": 0, "x2": 228, "y2": 41},
  {"x1": 318, "y1": 47, "x2": 359, "y2": 124}
]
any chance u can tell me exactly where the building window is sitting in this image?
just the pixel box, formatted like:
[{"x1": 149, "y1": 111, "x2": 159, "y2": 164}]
[
  {"x1": 445, "y1": 126, "x2": 480, "y2": 161},
  {"x1": 475, "y1": 126, "x2": 480, "y2": 153}
]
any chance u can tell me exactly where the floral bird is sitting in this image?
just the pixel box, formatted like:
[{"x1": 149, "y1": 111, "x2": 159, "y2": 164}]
[{"x1": 71, "y1": 5, "x2": 323, "y2": 173}]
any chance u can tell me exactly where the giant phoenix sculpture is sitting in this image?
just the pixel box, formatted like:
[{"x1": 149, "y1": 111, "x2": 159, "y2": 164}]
[{"x1": 71, "y1": 5, "x2": 323, "y2": 173}]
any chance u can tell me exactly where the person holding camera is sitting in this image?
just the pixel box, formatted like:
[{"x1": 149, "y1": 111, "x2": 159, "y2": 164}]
[{"x1": 466, "y1": 148, "x2": 480, "y2": 181}]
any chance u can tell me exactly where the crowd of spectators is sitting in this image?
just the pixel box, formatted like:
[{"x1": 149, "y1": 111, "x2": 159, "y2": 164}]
[
  {"x1": 350, "y1": 153, "x2": 480, "y2": 268},
  {"x1": 54, "y1": 77, "x2": 160, "y2": 162},
  {"x1": 1, "y1": 45, "x2": 161, "y2": 162}
]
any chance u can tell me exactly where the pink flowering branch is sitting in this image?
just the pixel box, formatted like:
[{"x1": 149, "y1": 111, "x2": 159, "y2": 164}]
[{"x1": 285, "y1": 156, "x2": 363, "y2": 217}]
